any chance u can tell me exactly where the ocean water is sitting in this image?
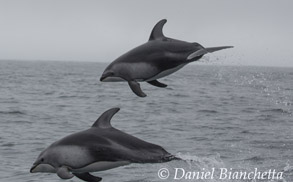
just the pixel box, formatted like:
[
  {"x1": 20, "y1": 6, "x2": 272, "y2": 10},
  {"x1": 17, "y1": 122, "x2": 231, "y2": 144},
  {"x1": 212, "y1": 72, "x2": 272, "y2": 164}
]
[{"x1": 0, "y1": 60, "x2": 292, "y2": 182}]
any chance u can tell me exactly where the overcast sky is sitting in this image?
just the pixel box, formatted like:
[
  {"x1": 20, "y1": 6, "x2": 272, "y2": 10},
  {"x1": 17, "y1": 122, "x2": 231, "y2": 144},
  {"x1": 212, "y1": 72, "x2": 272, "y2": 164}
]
[{"x1": 0, "y1": 0, "x2": 292, "y2": 67}]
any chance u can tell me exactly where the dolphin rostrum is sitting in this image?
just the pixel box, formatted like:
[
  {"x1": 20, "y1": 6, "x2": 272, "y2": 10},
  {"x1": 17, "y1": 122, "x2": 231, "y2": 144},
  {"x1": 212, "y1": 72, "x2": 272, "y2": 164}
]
[
  {"x1": 100, "y1": 19, "x2": 233, "y2": 97},
  {"x1": 30, "y1": 108, "x2": 177, "y2": 181}
]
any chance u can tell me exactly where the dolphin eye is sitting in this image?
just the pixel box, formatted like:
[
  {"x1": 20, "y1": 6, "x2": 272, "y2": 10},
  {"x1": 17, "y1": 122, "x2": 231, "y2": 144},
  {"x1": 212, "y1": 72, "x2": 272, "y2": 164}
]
[{"x1": 41, "y1": 158, "x2": 44, "y2": 162}]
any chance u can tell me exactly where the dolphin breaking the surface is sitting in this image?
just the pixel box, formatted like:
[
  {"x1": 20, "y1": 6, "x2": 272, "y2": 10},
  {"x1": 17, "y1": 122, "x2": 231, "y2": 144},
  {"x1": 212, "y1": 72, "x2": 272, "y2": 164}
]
[{"x1": 30, "y1": 108, "x2": 177, "y2": 181}]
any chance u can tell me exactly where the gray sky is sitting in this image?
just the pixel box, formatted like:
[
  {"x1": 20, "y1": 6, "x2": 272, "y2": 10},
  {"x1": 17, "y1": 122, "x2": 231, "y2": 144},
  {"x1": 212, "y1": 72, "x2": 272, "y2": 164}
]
[{"x1": 0, "y1": 0, "x2": 292, "y2": 67}]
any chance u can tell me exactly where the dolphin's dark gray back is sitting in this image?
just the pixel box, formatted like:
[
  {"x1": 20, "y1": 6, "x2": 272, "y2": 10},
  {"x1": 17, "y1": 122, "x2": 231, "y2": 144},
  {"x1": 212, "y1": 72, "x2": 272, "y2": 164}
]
[{"x1": 52, "y1": 108, "x2": 174, "y2": 164}]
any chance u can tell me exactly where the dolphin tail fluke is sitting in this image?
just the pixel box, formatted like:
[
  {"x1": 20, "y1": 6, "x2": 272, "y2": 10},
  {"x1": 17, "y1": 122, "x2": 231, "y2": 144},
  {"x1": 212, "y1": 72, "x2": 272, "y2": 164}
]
[
  {"x1": 128, "y1": 81, "x2": 147, "y2": 97},
  {"x1": 187, "y1": 46, "x2": 233, "y2": 60},
  {"x1": 73, "y1": 173, "x2": 102, "y2": 182},
  {"x1": 163, "y1": 154, "x2": 182, "y2": 162},
  {"x1": 205, "y1": 46, "x2": 234, "y2": 53}
]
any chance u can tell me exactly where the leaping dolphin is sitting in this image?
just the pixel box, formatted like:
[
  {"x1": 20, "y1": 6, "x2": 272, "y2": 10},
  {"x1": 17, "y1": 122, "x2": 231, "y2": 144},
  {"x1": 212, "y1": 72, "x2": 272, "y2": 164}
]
[
  {"x1": 30, "y1": 108, "x2": 177, "y2": 182},
  {"x1": 100, "y1": 19, "x2": 233, "y2": 97}
]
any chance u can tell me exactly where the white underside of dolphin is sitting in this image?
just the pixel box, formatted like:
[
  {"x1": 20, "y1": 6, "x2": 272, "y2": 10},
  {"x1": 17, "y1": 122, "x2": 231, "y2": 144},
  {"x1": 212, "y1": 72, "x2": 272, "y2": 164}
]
[
  {"x1": 146, "y1": 63, "x2": 187, "y2": 81},
  {"x1": 100, "y1": 19, "x2": 233, "y2": 97}
]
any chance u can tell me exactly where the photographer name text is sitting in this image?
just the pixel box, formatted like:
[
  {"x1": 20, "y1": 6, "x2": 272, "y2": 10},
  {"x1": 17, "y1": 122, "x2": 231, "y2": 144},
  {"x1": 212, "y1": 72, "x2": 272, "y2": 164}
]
[{"x1": 158, "y1": 167, "x2": 283, "y2": 180}]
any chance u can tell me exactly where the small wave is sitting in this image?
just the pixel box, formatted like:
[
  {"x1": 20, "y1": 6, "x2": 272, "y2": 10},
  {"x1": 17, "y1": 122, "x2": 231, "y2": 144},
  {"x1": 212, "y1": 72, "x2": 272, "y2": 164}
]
[
  {"x1": 0, "y1": 111, "x2": 25, "y2": 115},
  {"x1": 262, "y1": 108, "x2": 291, "y2": 114},
  {"x1": 2, "y1": 142, "x2": 15, "y2": 147},
  {"x1": 188, "y1": 136, "x2": 211, "y2": 141},
  {"x1": 44, "y1": 91, "x2": 55, "y2": 95},
  {"x1": 124, "y1": 178, "x2": 149, "y2": 182},
  {"x1": 58, "y1": 95, "x2": 78, "y2": 98},
  {"x1": 198, "y1": 110, "x2": 218, "y2": 114},
  {"x1": 242, "y1": 107, "x2": 256, "y2": 113},
  {"x1": 171, "y1": 93, "x2": 189, "y2": 98},
  {"x1": 243, "y1": 156, "x2": 265, "y2": 162},
  {"x1": 240, "y1": 130, "x2": 250, "y2": 134},
  {"x1": 8, "y1": 120, "x2": 33, "y2": 124}
]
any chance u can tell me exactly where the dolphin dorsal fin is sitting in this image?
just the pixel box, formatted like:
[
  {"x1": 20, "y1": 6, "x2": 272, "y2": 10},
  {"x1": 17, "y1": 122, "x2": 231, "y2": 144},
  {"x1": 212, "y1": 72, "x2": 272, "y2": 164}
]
[
  {"x1": 92, "y1": 108, "x2": 120, "y2": 129},
  {"x1": 149, "y1": 19, "x2": 167, "y2": 41}
]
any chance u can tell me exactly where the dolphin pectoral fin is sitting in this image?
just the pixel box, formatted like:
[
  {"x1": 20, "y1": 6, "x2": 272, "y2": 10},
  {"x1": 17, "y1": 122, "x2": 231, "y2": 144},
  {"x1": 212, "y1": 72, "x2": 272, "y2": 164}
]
[
  {"x1": 56, "y1": 166, "x2": 74, "y2": 179},
  {"x1": 73, "y1": 172, "x2": 102, "y2": 182},
  {"x1": 128, "y1": 81, "x2": 147, "y2": 97},
  {"x1": 205, "y1": 46, "x2": 234, "y2": 53},
  {"x1": 147, "y1": 80, "x2": 167, "y2": 88}
]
